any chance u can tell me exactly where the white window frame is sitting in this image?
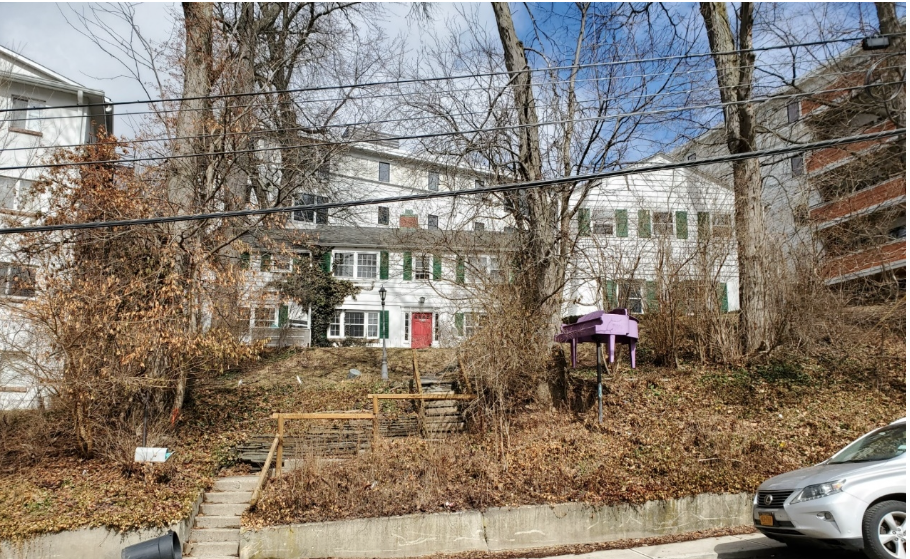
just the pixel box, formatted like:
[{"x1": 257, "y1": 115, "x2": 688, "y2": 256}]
[
  {"x1": 428, "y1": 171, "x2": 439, "y2": 191},
  {"x1": 332, "y1": 251, "x2": 379, "y2": 280},
  {"x1": 329, "y1": 311, "x2": 342, "y2": 337},
  {"x1": 328, "y1": 310, "x2": 380, "y2": 339},
  {"x1": 253, "y1": 307, "x2": 278, "y2": 328},
  {"x1": 414, "y1": 254, "x2": 431, "y2": 280},
  {"x1": 378, "y1": 162, "x2": 391, "y2": 182},
  {"x1": 592, "y1": 208, "x2": 614, "y2": 236},
  {"x1": 293, "y1": 193, "x2": 328, "y2": 224},
  {"x1": 356, "y1": 253, "x2": 378, "y2": 279},
  {"x1": 333, "y1": 252, "x2": 355, "y2": 278},
  {"x1": 427, "y1": 214, "x2": 439, "y2": 230},
  {"x1": 10, "y1": 96, "x2": 45, "y2": 133},
  {"x1": 618, "y1": 280, "x2": 644, "y2": 314},
  {"x1": 403, "y1": 311, "x2": 410, "y2": 341},
  {"x1": 712, "y1": 213, "x2": 733, "y2": 237},
  {"x1": 653, "y1": 211, "x2": 674, "y2": 236},
  {"x1": 0, "y1": 263, "x2": 36, "y2": 298}
]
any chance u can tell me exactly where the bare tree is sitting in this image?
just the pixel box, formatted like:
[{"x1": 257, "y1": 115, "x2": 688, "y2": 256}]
[{"x1": 699, "y1": 2, "x2": 771, "y2": 355}]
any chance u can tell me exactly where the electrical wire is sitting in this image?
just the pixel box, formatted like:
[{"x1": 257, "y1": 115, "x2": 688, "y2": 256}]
[
  {"x1": 1, "y1": 75, "x2": 899, "y2": 155},
  {"x1": 1, "y1": 56, "x2": 900, "y2": 125},
  {"x1": 1, "y1": 79, "x2": 903, "y2": 173},
  {"x1": 0, "y1": 33, "x2": 898, "y2": 115},
  {"x1": 0, "y1": 127, "x2": 902, "y2": 235}
]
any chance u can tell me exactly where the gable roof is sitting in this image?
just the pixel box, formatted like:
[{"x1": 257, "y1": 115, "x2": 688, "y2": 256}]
[{"x1": 0, "y1": 44, "x2": 105, "y2": 97}]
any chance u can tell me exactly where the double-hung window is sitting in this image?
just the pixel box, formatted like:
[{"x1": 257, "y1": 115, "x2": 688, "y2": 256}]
[
  {"x1": 653, "y1": 212, "x2": 674, "y2": 236},
  {"x1": 618, "y1": 281, "x2": 643, "y2": 314},
  {"x1": 414, "y1": 254, "x2": 431, "y2": 280},
  {"x1": 428, "y1": 171, "x2": 439, "y2": 191},
  {"x1": 293, "y1": 193, "x2": 328, "y2": 224},
  {"x1": 253, "y1": 307, "x2": 277, "y2": 328},
  {"x1": 427, "y1": 214, "x2": 439, "y2": 230},
  {"x1": 378, "y1": 206, "x2": 390, "y2": 225},
  {"x1": 378, "y1": 162, "x2": 391, "y2": 182},
  {"x1": 467, "y1": 255, "x2": 500, "y2": 282},
  {"x1": 10, "y1": 96, "x2": 44, "y2": 133},
  {"x1": 357, "y1": 253, "x2": 378, "y2": 279},
  {"x1": 329, "y1": 311, "x2": 342, "y2": 337},
  {"x1": 592, "y1": 209, "x2": 614, "y2": 235},
  {"x1": 0, "y1": 263, "x2": 36, "y2": 297},
  {"x1": 712, "y1": 213, "x2": 733, "y2": 237}
]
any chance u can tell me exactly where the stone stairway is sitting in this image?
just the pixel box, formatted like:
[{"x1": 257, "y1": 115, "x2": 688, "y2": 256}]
[{"x1": 183, "y1": 475, "x2": 257, "y2": 559}]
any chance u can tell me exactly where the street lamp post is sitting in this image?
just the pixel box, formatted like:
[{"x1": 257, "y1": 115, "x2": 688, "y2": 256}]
[{"x1": 379, "y1": 285, "x2": 388, "y2": 381}]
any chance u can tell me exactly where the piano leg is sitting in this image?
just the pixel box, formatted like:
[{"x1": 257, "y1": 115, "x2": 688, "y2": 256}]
[
  {"x1": 608, "y1": 335, "x2": 615, "y2": 364},
  {"x1": 596, "y1": 342, "x2": 603, "y2": 424},
  {"x1": 630, "y1": 340, "x2": 637, "y2": 369}
]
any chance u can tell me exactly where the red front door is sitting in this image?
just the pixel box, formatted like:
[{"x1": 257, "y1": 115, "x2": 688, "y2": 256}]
[{"x1": 411, "y1": 313, "x2": 433, "y2": 349}]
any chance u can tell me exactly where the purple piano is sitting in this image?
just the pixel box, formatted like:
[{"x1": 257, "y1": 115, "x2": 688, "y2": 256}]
[{"x1": 555, "y1": 309, "x2": 638, "y2": 369}]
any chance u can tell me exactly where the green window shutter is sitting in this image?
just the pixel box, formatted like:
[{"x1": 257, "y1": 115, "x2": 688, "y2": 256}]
[
  {"x1": 240, "y1": 252, "x2": 250, "y2": 269},
  {"x1": 716, "y1": 282, "x2": 729, "y2": 313},
  {"x1": 455, "y1": 256, "x2": 465, "y2": 285},
  {"x1": 402, "y1": 251, "x2": 412, "y2": 280},
  {"x1": 320, "y1": 252, "x2": 332, "y2": 273},
  {"x1": 260, "y1": 252, "x2": 272, "y2": 271},
  {"x1": 638, "y1": 210, "x2": 651, "y2": 238},
  {"x1": 645, "y1": 281, "x2": 657, "y2": 312},
  {"x1": 578, "y1": 208, "x2": 591, "y2": 236},
  {"x1": 675, "y1": 211, "x2": 688, "y2": 239},
  {"x1": 615, "y1": 210, "x2": 628, "y2": 237},
  {"x1": 454, "y1": 312, "x2": 464, "y2": 336},
  {"x1": 278, "y1": 304, "x2": 289, "y2": 327},
  {"x1": 292, "y1": 255, "x2": 303, "y2": 272},
  {"x1": 380, "y1": 310, "x2": 389, "y2": 339},
  {"x1": 432, "y1": 255, "x2": 442, "y2": 281},
  {"x1": 604, "y1": 279, "x2": 617, "y2": 309},
  {"x1": 697, "y1": 212, "x2": 711, "y2": 239},
  {"x1": 379, "y1": 251, "x2": 389, "y2": 280}
]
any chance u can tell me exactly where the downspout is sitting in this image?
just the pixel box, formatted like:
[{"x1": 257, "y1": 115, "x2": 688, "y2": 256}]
[{"x1": 76, "y1": 89, "x2": 87, "y2": 144}]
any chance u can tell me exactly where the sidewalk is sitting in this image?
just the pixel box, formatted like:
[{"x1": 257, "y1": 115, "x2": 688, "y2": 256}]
[{"x1": 543, "y1": 534, "x2": 853, "y2": 559}]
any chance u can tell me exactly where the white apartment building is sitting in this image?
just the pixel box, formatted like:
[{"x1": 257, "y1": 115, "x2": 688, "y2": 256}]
[
  {"x1": 0, "y1": 46, "x2": 111, "y2": 409},
  {"x1": 242, "y1": 144, "x2": 740, "y2": 349}
]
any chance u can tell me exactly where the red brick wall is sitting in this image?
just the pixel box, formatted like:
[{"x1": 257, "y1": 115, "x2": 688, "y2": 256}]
[
  {"x1": 811, "y1": 177, "x2": 906, "y2": 223},
  {"x1": 822, "y1": 240, "x2": 905, "y2": 280}
]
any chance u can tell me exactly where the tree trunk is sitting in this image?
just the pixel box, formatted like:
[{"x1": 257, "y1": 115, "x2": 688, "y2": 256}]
[
  {"x1": 699, "y1": 2, "x2": 771, "y2": 355},
  {"x1": 491, "y1": 2, "x2": 564, "y2": 341},
  {"x1": 170, "y1": 2, "x2": 214, "y2": 413},
  {"x1": 169, "y1": 2, "x2": 213, "y2": 213}
]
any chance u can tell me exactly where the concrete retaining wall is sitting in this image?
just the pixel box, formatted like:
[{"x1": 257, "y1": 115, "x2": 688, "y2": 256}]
[
  {"x1": 240, "y1": 493, "x2": 752, "y2": 559},
  {"x1": 0, "y1": 491, "x2": 203, "y2": 559}
]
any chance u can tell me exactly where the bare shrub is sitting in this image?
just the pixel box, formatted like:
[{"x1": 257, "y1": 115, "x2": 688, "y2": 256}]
[{"x1": 457, "y1": 278, "x2": 552, "y2": 452}]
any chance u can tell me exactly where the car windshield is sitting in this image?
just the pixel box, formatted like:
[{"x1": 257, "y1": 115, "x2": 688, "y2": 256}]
[{"x1": 828, "y1": 424, "x2": 907, "y2": 464}]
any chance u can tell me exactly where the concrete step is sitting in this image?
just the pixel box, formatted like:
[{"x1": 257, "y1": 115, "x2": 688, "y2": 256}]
[
  {"x1": 185, "y1": 540, "x2": 239, "y2": 557},
  {"x1": 213, "y1": 476, "x2": 258, "y2": 492},
  {"x1": 200, "y1": 502, "x2": 248, "y2": 516},
  {"x1": 204, "y1": 491, "x2": 252, "y2": 504},
  {"x1": 194, "y1": 515, "x2": 241, "y2": 529},
  {"x1": 189, "y1": 528, "x2": 240, "y2": 543}
]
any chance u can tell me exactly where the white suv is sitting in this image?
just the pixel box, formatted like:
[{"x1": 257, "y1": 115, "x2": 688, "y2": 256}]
[{"x1": 753, "y1": 418, "x2": 906, "y2": 559}]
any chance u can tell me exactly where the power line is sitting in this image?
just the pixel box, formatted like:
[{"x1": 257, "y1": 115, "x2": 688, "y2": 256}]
[
  {"x1": 0, "y1": 128, "x2": 902, "y2": 236},
  {"x1": 1, "y1": 79, "x2": 902, "y2": 173},
  {"x1": 5, "y1": 56, "x2": 892, "y2": 125},
  {"x1": 0, "y1": 33, "x2": 895, "y2": 115},
  {"x1": 2, "y1": 76, "x2": 895, "y2": 155}
]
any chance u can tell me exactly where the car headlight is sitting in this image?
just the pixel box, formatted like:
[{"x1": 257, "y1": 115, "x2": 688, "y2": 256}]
[{"x1": 790, "y1": 479, "x2": 846, "y2": 504}]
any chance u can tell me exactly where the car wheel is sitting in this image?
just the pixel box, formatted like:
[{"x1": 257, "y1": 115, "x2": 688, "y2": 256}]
[{"x1": 863, "y1": 500, "x2": 906, "y2": 559}]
